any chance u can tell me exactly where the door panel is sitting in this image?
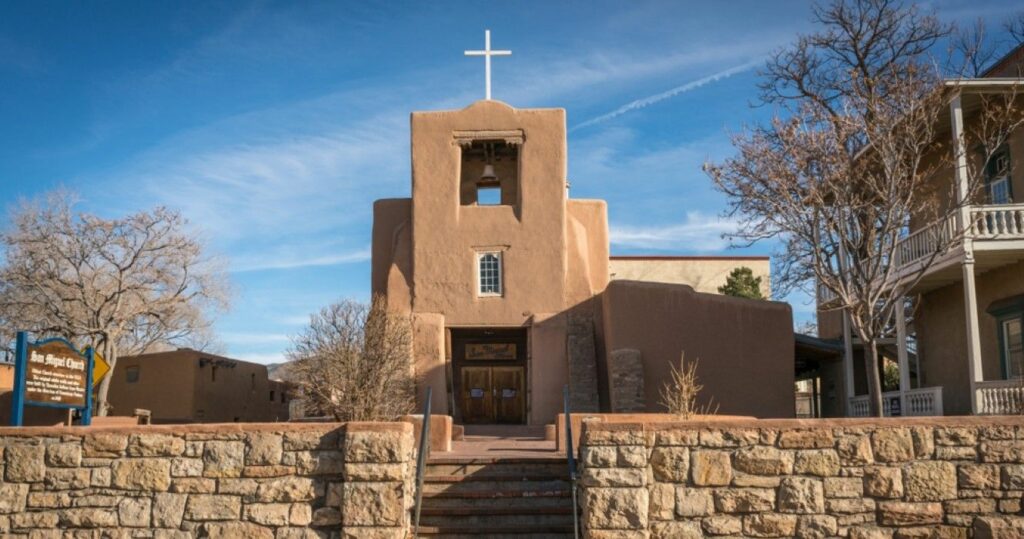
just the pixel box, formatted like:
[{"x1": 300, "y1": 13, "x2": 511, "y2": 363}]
[
  {"x1": 460, "y1": 367, "x2": 492, "y2": 424},
  {"x1": 492, "y1": 367, "x2": 524, "y2": 424}
]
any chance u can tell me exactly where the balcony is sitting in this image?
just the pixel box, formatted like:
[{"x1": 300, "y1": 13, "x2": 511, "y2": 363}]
[
  {"x1": 976, "y1": 380, "x2": 1024, "y2": 415},
  {"x1": 848, "y1": 386, "x2": 944, "y2": 417}
]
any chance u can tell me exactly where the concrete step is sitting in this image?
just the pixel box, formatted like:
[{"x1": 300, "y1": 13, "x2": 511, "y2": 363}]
[
  {"x1": 418, "y1": 494, "x2": 573, "y2": 511},
  {"x1": 425, "y1": 473, "x2": 571, "y2": 482},
  {"x1": 414, "y1": 525, "x2": 575, "y2": 538},
  {"x1": 423, "y1": 479, "x2": 570, "y2": 495},
  {"x1": 419, "y1": 512, "x2": 573, "y2": 528},
  {"x1": 424, "y1": 460, "x2": 569, "y2": 477}
]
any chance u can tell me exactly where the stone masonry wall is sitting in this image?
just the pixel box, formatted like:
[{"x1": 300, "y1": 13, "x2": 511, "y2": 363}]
[
  {"x1": 0, "y1": 422, "x2": 414, "y2": 538},
  {"x1": 580, "y1": 417, "x2": 1024, "y2": 538}
]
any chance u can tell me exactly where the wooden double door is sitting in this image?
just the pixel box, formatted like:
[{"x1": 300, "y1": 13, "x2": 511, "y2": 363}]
[{"x1": 460, "y1": 366, "x2": 525, "y2": 424}]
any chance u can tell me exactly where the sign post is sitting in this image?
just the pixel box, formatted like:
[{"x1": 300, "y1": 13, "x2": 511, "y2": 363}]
[{"x1": 9, "y1": 331, "x2": 93, "y2": 427}]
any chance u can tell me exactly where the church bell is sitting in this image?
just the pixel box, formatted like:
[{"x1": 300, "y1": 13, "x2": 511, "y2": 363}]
[{"x1": 480, "y1": 164, "x2": 498, "y2": 183}]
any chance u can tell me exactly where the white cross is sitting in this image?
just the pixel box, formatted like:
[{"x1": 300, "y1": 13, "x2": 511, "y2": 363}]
[{"x1": 464, "y1": 30, "x2": 511, "y2": 100}]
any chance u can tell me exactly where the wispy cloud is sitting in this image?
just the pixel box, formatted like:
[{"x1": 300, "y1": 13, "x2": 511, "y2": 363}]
[
  {"x1": 232, "y1": 247, "x2": 371, "y2": 273},
  {"x1": 571, "y1": 59, "x2": 763, "y2": 131},
  {"x1": 610, "y1": 212, "x2": 739, "y2": 251},
  {"x1": 220, "y1": 332, "x2": 291, "y2": 345}
]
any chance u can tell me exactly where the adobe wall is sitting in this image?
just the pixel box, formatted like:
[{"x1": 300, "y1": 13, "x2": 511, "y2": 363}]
[
  {"x1": 579, "y1": 416, "x2": 1024, "y2": 538},
  {"x1": 609, "y1": 257, "x2": 770, "y2": 297},
  {"x1": 601, "y1": 280, "x2": 795, "y2": 418},
  {"x1": 0, "y1": 422, "x2": 413, "y2": 538},
  {"x1": 917, "y1": 259, "x2": 1024, "y2": 415}
]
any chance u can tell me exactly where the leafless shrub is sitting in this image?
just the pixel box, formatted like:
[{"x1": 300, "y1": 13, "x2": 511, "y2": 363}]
[
  {"x1": 286, "y1": 295, "x2": 415, "y2": 422},
  {"x1": 660, "y1": 354, "x2": 718, "y2": 419}
]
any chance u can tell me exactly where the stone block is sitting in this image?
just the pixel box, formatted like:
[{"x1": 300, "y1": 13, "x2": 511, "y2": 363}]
[
  {"x1": 152, "y1": 493, "x2": 187, "y2": 528},
  {"x1": 343, "y1": 463, "x2": 404, "y2": 482},
  {"x1": 825, "y1": 497, "x2": 876, "y2": 514},
  {"x1": 583, "y1": 446, "x2": 617, "y2": 468},
  {"x1": 649, "y1": 521, "x2": 701, "y2": 539},
  {"x1": 797, "y1": 515, "x2": 838, "y2": 539},
  {"x1": 90, "y1": 467, "x2": 111, "y2": 487},
  {"x1": 0, "y1": 483, "x2": 29, "y2": 514},
  {"x1": 824, "y1": 477, "x2": 862, "y2": 498},
  {"x1": 714, "y1": 488, "x2": 775, "y2": 513},
  {"x1": 581, "y1": 487, "x2": 648, "y2": 530},
  {"x1": 732, "y1": 471, "x2": 781, "y2": 488},
  {"x1": 128, "y1": 434, "x2": 185, "y2": 457},
  {"x1": 289, "y1": 503, "x2": 312, "y2": 526},
  {"x1": 674, "y1": 487, "x2": 713, "y2": 517},
  {"x1": 864, "y1": 467, "x2": 903, "y2": 498},
  {"x1": 340, "y1": 482, "x2": 406, "y2": 527},
  {"x1": 170, "y1": 458, "x2": 203, "y2": 477},
  {"x1": 184, "y1": 494, "x2": 241, "y2": 520},
  {"x1": 872, "y1": 429, "x2": 915, "y2": 462},
  {"x1": 1001, "y1": 464, "x2": 1024, "y2": 489},
  {"x1": 59, "y1": 507, "x2": 119, "y2": 527},
  {"x1": 837, "y1": 435, "x2": 874, "y2": 465},
  {"x1": 910, "y1": 427, "x2": 934, "y2": 458},
  {"x1": 793, "y1": 449, "x2": 839, "y2": 476},
  {"x1": 904, "y1": 461, "x2": 956, "y2": 501},
  {"x1": 198, "y1": 521, "x2": 274, "y2": 539},
  {"x1": 778, "y1": 429, "x2": 833, "y2": 449},
  {"x1": 617, "y1": 446, "x2": 648, "y2": 467},
  {"x1": 44, "y1": 468, "x2": 90, "y2": 490},
  {"x1": 10, "y1": 510, "x2": 58, "y2": 529},
  {"x1": 936, "y1": 446, "x2": 977, "y2": 460},
  {"x1": 973, "y1": 516, "x2": 1024, "y2": 539},
  {"x1": 311, "y1": 507, "x2": 341, "y2": 526},
  {"x1": 647, "y1": 483, "x2": 674, "y2": 520},
  {"x1": 246, "y1": 433, "x2": 284, "y2": 466},
  {"x1": 945, "y1": 498, "x2": 996, "y2": 514},
  {"x1": 650, "y1": 446, "x2": 688, "y2": 482},
  {"x1": 343, "y1": 430, "x2": 410, "y2": 463},
  {"x1": 733, "y1": 445, "x2": 794, "y2": 475},
  {"x1": 848, "y1": 527, "x2": 895, "y2": 539},
  {"x1": 169, "y1": 477, "x2": 216, "y2": 493},
  {"x1": 111, "y1": 458, "x2": 171, "y2": 491},
  {"x1": 878, "y1": 501, "x2": 943, "y2": 526},
  {"x1": 935, "y1": 427, "x2": 977, "y2": 446},
  {"x1": 82, "y1": 433, "x2": 128, "y2": 457},
  {"x1": 5, "y1": 444, "x2": 44, "y2": 482},
  {"x1": 702, "y1": 515, "x2": 742, "y2": 535},
  {"x1": 581, "y1": 467, "x2": 646, "y2": 487},
  {"x1": 203, "y1": 441, "x2": 245, "y2": 478},
  {"x1": 777, "y1": 477, "x2": 824, "y2": 514},
  {"x1": 744, "y1": 513, "x2": 797, "y2": 537},
  {"x1": 118, "y1": 497, "x2": 151, "y2": 527},
  {"x1": 700, "y1": 428, "x2": 760, "y2": 447},
  {"x1": 981, "y1": 441, "x2": 1024, "y2": 463},
  {"x1": 255, "y1": 477, "x2": 316, "y2": 502},
  {"x1": 45, "y1": 443, "x2": 81, "y2": 467},
  {"x1": 690, "y1": 450, "x2": 732, "y2": 486},
  {"x1": 244, "y1": 503, "x2": 291, "y2": 526}
]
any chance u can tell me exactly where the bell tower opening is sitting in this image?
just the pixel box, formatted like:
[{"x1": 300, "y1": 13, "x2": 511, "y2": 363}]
[{"x1": 459, "y1": 139, "x2": 519, "y2": 206}]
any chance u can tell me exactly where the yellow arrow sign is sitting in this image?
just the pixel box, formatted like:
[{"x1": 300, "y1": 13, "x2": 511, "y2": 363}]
[{"x1": 92, "y1": 350, "x2": 111, "y2": 386}]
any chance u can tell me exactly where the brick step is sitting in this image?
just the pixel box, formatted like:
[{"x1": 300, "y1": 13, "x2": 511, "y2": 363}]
[
  {"x1": 419, "y1": 512, "x2": 574, "y2": 529},
  {"x1": 418, "y1": 495, "x2": 573, "y2": 511},
  {"x1": 424, "y1": 473, "x2": 571, "y2": 482},
  {"x1": 422, "y1": 487, "x2": 572, "y2": 500},
  {"x1": 420, "y1": 506, "x2": 575, "y2": 517},
  {"x1": 422, "y1": 479, "x2": 570, "y2": 495},
  {"x1": 424, "y1": 462, "x2": 569, "y2": 477},
  {"x1": 414, "y1": 524, "x2": 575, "y2": 537}
]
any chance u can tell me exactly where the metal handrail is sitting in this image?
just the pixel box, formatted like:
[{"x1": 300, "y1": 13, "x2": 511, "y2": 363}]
[
  {"x1": 412, "y1": 387, "x2": 432, "y2": 538},
  {"x1": 563, "y1": 385, "x2": 579, "y2": 539}
]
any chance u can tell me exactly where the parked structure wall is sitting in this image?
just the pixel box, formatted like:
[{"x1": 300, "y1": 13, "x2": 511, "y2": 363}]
[
  {"x1": 0, "y1": 422, "x2": 413, "y2": 537},
  {"x1": 579, "y1": 417, "x2": 1024, "y2": 538}
]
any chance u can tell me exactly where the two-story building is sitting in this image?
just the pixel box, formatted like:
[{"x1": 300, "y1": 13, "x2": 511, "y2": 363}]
[{"x1": 818, "y1": 44, "x2": 1024, "y2": 417}]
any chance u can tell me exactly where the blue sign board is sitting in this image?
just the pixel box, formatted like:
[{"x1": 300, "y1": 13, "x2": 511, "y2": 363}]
[{"x1": 10, "y1": 331, "x2": 94, "y2": 426}]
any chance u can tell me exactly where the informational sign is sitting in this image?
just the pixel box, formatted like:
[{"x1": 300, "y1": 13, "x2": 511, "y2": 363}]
[
  {"x1": 465, "y1": 343, "x2": 516, "y2": 360},
  {"x1": 889, "y1": 396, "x2": 902, "y2": 417},
  {"x1": 10, "y1": 332, "x2": 93, "y2": 427},
  {"x1": 26, "y1": 341, "x2": 89, "y2": 406}
]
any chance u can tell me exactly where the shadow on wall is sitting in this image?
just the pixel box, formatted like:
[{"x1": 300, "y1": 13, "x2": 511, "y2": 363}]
[{"x1": 601, "y1": 280, "x2": 795, "y2": 419}]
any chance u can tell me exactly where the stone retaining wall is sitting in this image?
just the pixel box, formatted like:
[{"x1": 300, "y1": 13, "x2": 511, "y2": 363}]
[
  {"x1": 0, "y1": 422, "x2": 414, "y2": 538},
  {"x1": 579, "y1": 417, "x2": 1024, "y2": 538}
]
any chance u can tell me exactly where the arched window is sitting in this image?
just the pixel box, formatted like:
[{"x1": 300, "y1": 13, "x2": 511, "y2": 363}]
[{"x1": 477, "y1": 252, "x2": 502, "y2": 296}]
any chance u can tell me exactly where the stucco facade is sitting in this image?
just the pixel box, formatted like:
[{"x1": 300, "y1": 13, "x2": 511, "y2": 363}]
[
  {"x1": 609, "y1": 256, "x2": 770, "y2": 296},
  {"x1": 107, "y1": 349, "x2": 291, "y2": 424},
  {"x1": 372, "y1": 100, "x2": 795, "y2": 426}
]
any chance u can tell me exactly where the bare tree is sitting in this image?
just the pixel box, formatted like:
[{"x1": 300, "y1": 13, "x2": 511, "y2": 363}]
[
  {"x1": 286, "y1": 295, "x2": 415, "y2": 422},
  {"x1": 0, "y1": 191, "x2": 229, "y2": 415},
  {"x1": 1007, "y1": 12, "x2": 1024, "y2": 46},
  {"x1": 706, "y1": 0, "x2": 1023, "y2": 416},
  {"x1": 953, "y1": 18, "x2": 999, "y2": 77},
  {"x1": 660, "y1": 354, "x2": 717, "y2": 419}
]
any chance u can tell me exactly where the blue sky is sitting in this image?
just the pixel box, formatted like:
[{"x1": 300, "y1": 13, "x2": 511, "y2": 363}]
[{"x1": 1, "y1": 1, "x2": 1020, "y2": 364}]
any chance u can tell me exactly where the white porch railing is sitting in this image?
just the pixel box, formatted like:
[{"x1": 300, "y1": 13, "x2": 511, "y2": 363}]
[
  {"x1": 895, "y1": 215, "x2": 958, "y2": 268},
  {"x1": 976, "y1": 380, "x2": 1024, "y2": 415},
  {"x1": 848, "y1": 386, "x2": 944, "y2": 417},
  {"x1": 970, "y1": 204, "x2": 1024, "y2": 238}
]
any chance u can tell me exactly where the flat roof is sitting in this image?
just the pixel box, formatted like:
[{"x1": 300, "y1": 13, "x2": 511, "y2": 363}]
[{"x1": 609, "y1": 255, "x2": 770, "y2": 261}]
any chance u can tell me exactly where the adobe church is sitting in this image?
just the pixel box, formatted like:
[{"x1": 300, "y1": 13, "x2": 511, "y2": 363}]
[{"x1": 371, "y1": 36, "x2": 794, "y2": 425}]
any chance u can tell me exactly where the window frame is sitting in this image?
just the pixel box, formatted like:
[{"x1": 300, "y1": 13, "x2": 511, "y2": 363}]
[
  {"x1": 984, "y1": 144, "x2": 1013, "y2": 204},
  {"x1": 476, "y1": 251, "x2": 503, "y2": 297},
  {"x1": 997, "y1": 312, "x2": 1024, "y2": 380},
  {"x1": 125, "y1": 366, "x2": 140, "y2": 384}
]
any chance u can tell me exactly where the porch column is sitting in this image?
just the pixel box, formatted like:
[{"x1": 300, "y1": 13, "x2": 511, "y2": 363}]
[
  {"x1": 962, "y1": 261, "x2": 984, "y2": 413},
  {"x1": 842, "y1": 309, "x2": 856, "y2": 414},
  {"x1": 950, "y1": 95, "x2": 984, "y2": 414},
  {"x1": 895, "y1": 299, "x2": 911, "y2": 411}
]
